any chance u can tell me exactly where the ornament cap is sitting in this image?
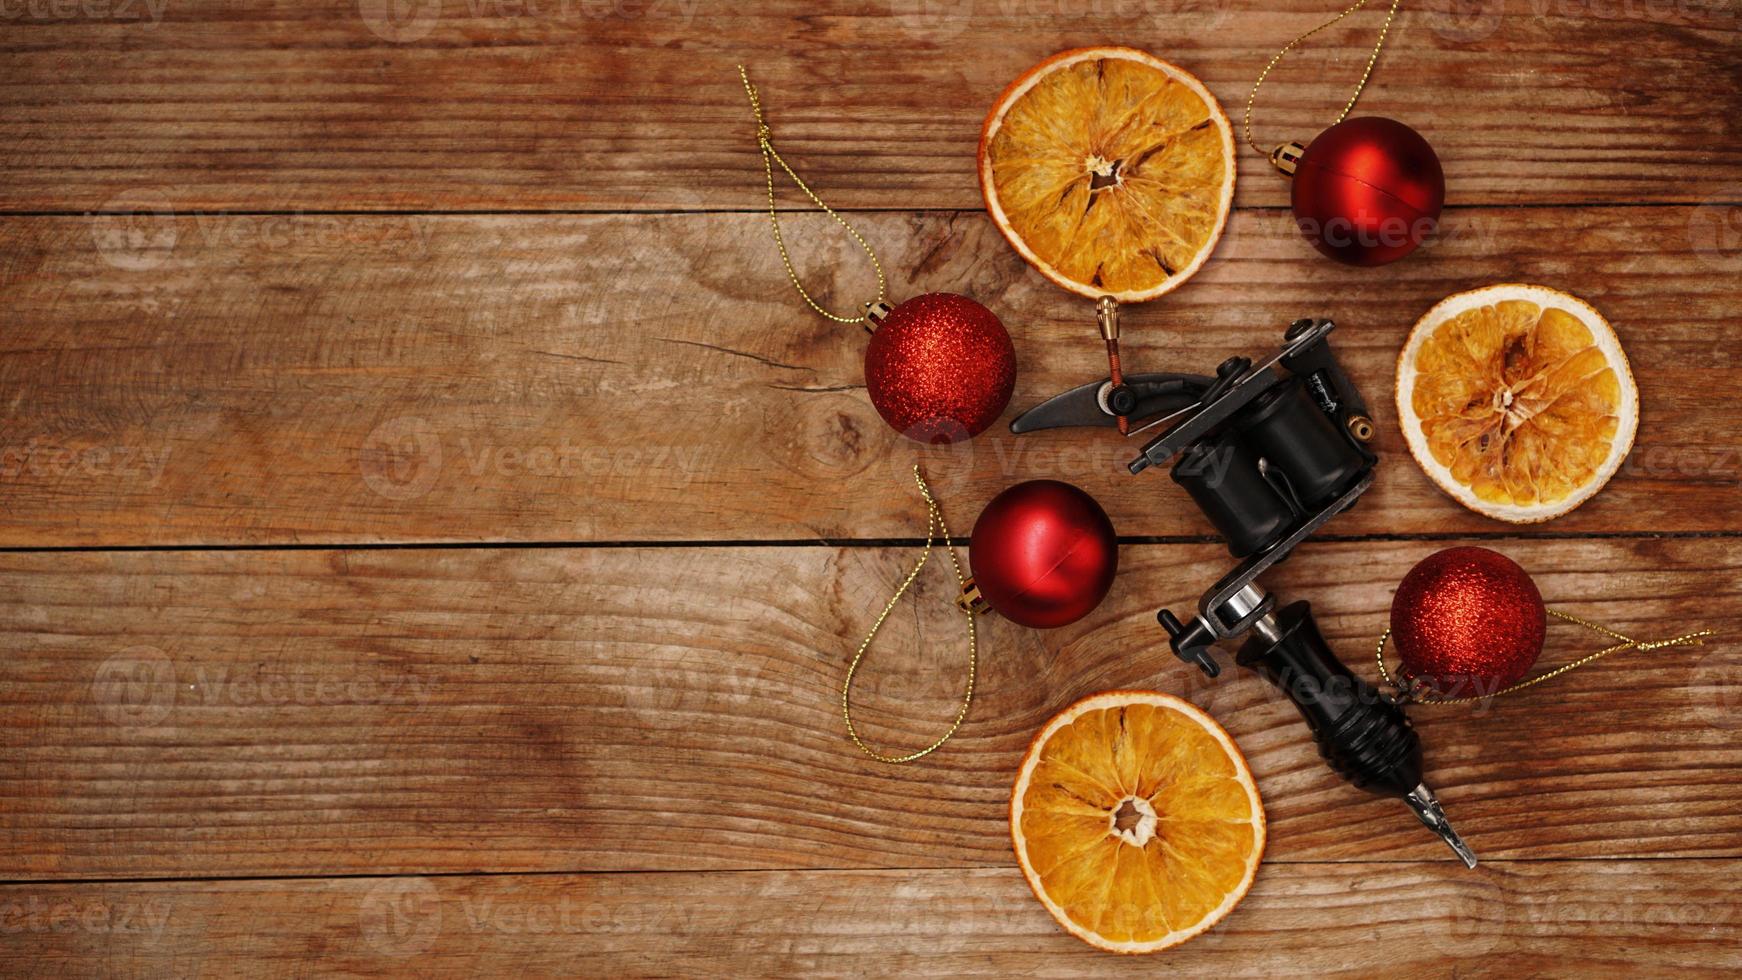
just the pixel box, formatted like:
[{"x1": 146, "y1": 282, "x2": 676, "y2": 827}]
[
  {"x1": 956, "y1": 578, "x2": 992, "y2": 616},
  {"x1": 1270, "y1": 141, "x2": 1306, "y2": 177},
  {"x1": 863, "y1": 299, "x2": 894, "y2": 334}
]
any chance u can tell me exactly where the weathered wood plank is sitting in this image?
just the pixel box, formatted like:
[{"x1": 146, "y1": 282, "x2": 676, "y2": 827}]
[
  {"x1": 1, "y1": 2, "x2": 1738, "y2": 212},
  {"x1": 2, "y1": 538, "x2": 1735, "y2": 880},
  {"x1": 3, "y1": 208, "x2": 1738, "y2": 546},
  {"x1": 5, "y1": 863, "x2": 1738, "y2": 976}
]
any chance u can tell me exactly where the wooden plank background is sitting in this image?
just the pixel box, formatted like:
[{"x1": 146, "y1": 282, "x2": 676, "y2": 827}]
[
  {"x1": 4, "y1": 208, "x2": 1739, "y2": 546},
  {"x1": 3, "y1": 1, "x2": 1738, "y2": 211},
  {"x1": 2, "y1": 0, "x2": 1740, "y2": 975}
]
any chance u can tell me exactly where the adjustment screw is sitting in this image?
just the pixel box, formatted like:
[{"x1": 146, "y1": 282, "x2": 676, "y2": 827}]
[{"x1": 1107, "y1": 384, "x2": 1138, "y2": 416}]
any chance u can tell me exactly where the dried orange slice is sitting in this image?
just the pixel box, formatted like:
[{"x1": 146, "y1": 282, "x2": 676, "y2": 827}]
[
  {"x1": 1010, "y1": 690, "x2": 1264, "y2": 954},
  {"x1": 979, "y1": 47, "x2": 1235, "y2": 303},
  {"x1": 1397, "y1": 283, "x2": 1639, "y2": 523}
]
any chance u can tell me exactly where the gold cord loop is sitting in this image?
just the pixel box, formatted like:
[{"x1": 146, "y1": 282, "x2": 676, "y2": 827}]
[
  {"x1": 738, "y1": 65, "x2": 888, "y2": 324},
  {"x1": 1243, "y1": 0, "x2": 1405, "y2": 156},
  {"x1": 1375, "y1": 609, "x2": 1717, "y2": 705},
  {"x1": 842, "y1": 465, "x2": 977, "y2": 764}
]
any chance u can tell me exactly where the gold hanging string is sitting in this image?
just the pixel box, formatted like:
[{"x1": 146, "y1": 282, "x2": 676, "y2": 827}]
[
  {"x1": 842, "y1": 465, "x2": 977, "y2": 764},
  {"x1": 738, "y1": 65, "x2": 888, "y2": 324},
  {"x1": 1375, "y1": 609, "x2": 1717, "y2": 706},
  {"x1": 1243, "y1": 0, "x2": 1405, "y2": 156}
]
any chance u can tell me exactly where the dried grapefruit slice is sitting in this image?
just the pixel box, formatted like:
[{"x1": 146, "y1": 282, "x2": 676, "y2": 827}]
[
  {"x1": 1010, "y1": 690, "x2": 1264, "y2": 954},
  {"x1": 1397, "y1": 283, "x2": 1639, "y2": 523},
  {"x1": 979, "y1": 47, "x2": 1235, "y2": 303}
]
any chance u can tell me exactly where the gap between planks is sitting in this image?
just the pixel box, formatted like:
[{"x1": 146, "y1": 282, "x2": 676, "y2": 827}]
[
  {"x1": 8, "y1": 201, "x2": 1742, "y2": 219},
  {"x1": 1, "y1": 528, "x2": 1738, "y2": 555},
  {"x1": 3, "y1": 853, "x2": 1733, "y2": 890}
]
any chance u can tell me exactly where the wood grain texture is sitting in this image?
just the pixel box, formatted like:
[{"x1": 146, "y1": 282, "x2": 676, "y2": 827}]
[
  {"x1": 5, "y1": 207, "x2": 1740, "y2": 546},
  {"x1": 3, "y1": 538, "x2": 1736, "y2": 880},
  {"x1": 5, "y1": 2, "x2": 1741, "y2": 974},
  {"x1": 6, "y1": 863, "x2": 1739, "y2": 976},
  {"x1": 1, "y1": 2, "x2": 1739, "y2": 211}
]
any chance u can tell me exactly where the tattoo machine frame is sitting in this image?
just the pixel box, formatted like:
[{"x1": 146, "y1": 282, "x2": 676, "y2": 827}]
[{"x1": 1013, "y1": 310, "x2": 1477, "y2": 867}]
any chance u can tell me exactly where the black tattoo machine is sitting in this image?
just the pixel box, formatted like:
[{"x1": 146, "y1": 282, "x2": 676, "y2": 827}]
[{"x1": 1013, "y1": 310, "x2": 1476, "y2": 867}]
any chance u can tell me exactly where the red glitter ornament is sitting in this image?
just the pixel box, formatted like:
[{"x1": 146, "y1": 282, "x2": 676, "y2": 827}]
[
  {"x1": 1390, "y1": 546, "x2": 1545, "y2": 696},
  {"x1": 864, "y1": 292, "x2": 1016, "y2": 443},
  {"x1": 967, "y1": 480, "x2": 1117, "y2": 629},
  {"x1": 1285, "y1": 116, "x2": 1445, "y2": 267}
]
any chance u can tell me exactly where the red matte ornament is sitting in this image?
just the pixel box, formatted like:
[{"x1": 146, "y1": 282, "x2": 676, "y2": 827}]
[
  {"x1": 967, "y1": 480, "x2": 1117, "y2": 629},
  {"x1": 1390, "y1": 546, "x2": 1546, "y2": 696},
  {"x1": 864, "y1": 292, "x2": 1016, "y2": 443},
  {"x1": 1285, "y1": 116, "x2": 1444, "y2": 267}
]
